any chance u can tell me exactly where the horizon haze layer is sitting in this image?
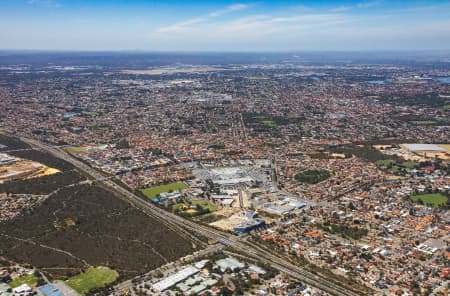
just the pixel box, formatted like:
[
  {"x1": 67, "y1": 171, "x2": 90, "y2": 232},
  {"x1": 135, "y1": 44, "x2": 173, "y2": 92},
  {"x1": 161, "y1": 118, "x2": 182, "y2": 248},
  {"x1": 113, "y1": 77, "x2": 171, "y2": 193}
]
[{"x1": 1, "y1": 0, "x2": 450, "y2": 51}]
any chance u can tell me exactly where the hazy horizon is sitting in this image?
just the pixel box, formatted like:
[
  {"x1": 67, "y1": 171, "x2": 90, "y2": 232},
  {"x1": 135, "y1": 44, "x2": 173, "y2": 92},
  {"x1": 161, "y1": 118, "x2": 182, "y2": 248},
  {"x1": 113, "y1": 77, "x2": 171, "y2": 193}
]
[{"x1": 1, "y1": 0, "x2": 450, "y2": 51}]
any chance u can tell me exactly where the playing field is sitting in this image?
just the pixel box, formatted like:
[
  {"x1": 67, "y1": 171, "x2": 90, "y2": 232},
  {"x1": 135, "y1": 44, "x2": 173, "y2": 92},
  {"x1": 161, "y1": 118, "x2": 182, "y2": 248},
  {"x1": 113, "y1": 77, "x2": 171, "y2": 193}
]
[
  {"x1": 66, "y1": 267, "x2": 118, "y2": 295},
  {"x1": 141, "y1": 182, "x2": 187, "y2": 199},
  {"x1": 411, "y1": 193, "x2": 448, "y2": 207},
  {"x1": 8, "y1": 274, "x2": 39, "y2": 288},
  {"x1": 192, "y1": 200, "x2": 218, "y2": 212}
]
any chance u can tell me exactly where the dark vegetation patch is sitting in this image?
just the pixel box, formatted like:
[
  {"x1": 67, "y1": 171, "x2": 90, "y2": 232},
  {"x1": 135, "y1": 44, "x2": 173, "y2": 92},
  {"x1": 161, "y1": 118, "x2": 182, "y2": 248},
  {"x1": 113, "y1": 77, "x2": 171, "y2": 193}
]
[
  {"x1": 0, "y1": 134, "x2": 30, "y2": 151},
  {"x1": 0, "y1": 170, "x2": 85, "y2": 195},
  {"x1": 329, "y1": 144, "x2": 402, "y2": 163},
  {"x1": 8, "y1": 150, "x2": 74, "y2": 171},
  {"x1": 294, "y1": 169, "x2": 332, "y2": 184},
  {"x1": 375, "y1": 159, "x2": 420, "y2": 175},
  {"x1": 318, "y1": 222, "x2": 368, "y2": 240},
  {"x1": 308, "y1": 152, "x2": 352, "y2": 159},
  {"x1": 0, "y1": 184, "x2": 194, "y2": 280},
  {"x1": 397, "y1": 115, "x2": 449, "y2": 126},
  {"x1": 377, "y1": 93, "x2": 447, "y2": 107},
  {"x1": 328, "y1": 144, "x2": 436, "y2": 175}
]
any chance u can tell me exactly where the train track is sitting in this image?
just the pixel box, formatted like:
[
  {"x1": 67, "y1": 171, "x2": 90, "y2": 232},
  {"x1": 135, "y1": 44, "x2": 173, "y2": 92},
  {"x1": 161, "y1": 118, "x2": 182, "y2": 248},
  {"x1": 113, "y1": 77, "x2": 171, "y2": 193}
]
[{"x1": 19, "y1": 136, "x2": 365, "y2": 296}]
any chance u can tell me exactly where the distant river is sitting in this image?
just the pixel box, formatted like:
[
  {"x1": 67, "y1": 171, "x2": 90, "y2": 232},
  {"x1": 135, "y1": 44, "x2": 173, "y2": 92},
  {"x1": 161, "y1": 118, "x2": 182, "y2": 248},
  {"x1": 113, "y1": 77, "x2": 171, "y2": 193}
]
[{"x1": 368, "y1": 79, "x2": 393, "y2": 85}]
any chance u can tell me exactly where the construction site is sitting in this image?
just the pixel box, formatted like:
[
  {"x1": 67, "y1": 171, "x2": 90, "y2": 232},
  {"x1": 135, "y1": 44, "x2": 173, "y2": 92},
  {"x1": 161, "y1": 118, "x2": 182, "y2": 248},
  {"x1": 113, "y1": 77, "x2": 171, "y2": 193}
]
[{"x1": 0, "y1": 153, "x2": 60, "y2": 183}]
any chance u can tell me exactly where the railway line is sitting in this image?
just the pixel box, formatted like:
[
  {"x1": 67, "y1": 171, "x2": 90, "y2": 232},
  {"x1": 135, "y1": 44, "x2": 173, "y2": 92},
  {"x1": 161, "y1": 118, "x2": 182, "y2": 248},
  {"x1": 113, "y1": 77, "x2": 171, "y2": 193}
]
[{"x1": 19, "y1": 136, "x2": 365, "y2": 296}]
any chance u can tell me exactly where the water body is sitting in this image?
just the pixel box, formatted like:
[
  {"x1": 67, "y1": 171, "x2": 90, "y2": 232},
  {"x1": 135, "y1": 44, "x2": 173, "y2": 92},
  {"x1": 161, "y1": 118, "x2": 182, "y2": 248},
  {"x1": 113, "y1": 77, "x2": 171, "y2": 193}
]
[
  {"x1": 367, "y1": 78, "x2": 393, "y2": 85},
  {"x1": 368, "y1": 80, "x2": 385, "y2": 84},
  {"x1": 437, "y1": 77, "x2": 450, "y2": 83}
]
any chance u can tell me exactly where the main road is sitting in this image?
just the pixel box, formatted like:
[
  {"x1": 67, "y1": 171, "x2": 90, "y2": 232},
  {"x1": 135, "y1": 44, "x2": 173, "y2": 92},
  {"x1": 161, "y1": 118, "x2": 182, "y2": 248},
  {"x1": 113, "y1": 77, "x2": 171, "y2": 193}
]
[{"x1": 19, "y1": 136, "x2": 365, "y2": 296}]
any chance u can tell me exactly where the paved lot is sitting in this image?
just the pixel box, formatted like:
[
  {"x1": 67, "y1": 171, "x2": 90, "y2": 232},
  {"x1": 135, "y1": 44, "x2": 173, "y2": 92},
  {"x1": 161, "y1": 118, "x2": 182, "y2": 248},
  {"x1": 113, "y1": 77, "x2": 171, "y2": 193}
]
[{"x1": 53, "y1": 281, "x2": 79, "y2": 296}]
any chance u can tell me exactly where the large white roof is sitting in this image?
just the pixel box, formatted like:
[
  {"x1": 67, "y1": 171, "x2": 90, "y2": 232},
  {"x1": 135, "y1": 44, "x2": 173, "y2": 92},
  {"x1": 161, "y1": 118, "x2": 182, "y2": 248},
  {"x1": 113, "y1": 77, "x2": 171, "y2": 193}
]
[
  {"x1": 402, "y1": 144, "x2": 445, "y2": 152},
  {"x1": 153, "y1": 266, "x2": 199, "y2": 292}
]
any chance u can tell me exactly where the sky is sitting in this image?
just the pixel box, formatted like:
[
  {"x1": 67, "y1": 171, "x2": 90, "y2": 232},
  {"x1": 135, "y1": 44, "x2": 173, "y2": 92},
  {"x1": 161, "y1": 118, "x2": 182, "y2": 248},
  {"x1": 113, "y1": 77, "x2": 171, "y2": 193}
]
[{"x1": 0, "y1": 0, "x2": 450, "y2": 51}]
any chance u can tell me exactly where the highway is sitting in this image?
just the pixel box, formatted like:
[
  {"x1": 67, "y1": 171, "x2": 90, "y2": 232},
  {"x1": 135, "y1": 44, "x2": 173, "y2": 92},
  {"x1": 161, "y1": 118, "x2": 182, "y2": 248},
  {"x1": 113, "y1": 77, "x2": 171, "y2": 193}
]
[{"x1": 19, "y1": 136, "x2": 365, "y2": 296}]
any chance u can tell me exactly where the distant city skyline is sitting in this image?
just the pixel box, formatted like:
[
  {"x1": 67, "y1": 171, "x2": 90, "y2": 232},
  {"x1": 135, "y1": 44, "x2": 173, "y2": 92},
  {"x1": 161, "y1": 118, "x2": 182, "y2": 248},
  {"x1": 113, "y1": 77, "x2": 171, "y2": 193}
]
[{"x1": 1, "y1": 0, "x2": 450, "y2": 51}]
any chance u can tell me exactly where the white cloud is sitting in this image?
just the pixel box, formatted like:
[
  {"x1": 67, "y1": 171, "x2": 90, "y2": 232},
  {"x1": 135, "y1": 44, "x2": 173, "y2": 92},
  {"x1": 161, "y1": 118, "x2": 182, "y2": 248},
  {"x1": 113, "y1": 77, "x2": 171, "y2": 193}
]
[
  {"x1": 27, "y1": 0, "x2": 62, "y2": 8},
  {"x1": 208, "y1": 4, "x2": 249, "y2": 17},
  {"x1": 156, "y1": 3, "x2": 249, "y2": 33},
  {"x1": 330, "y1": 0, "x2": 383, "y2": 12}
]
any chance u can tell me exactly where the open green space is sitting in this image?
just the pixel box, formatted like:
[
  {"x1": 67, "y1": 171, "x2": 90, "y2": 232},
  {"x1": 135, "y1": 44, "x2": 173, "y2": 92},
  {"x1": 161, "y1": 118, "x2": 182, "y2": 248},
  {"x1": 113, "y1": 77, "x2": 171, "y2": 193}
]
[
  {"x1": 294, "y1": 169, "x2": 332, "y2": 184},
  {"x1": 320, "y1": 223, "x2": 368, "y2": 240},
  {"x1": 172, "y1": 200, "x2": 217, "y2": 217},
  {"x1": 375, "y1": 159, "x2": 395, "y2": 167},
  {"x1": 444, "y1": 104, "x2": 450, "y2": 110},
  {"x1": 375, "y1": 159, "x2": 419, "y2": 174},
  {"x1": 66, "y1": 267, "x2": 118, "y2": 295},
  {"x1": 401, "y1": 161, "x2": 419, "y2": 169},
  {"x1": 411, "y1": 193, "x2": 448, "y2": 207},
  {"x1": 251, "y1": 115, "x2": 278, "y2": 128},
  {"x1": 192, "y1": 200, "x2": 218, "y2": 212},
  {"x1": 261, "y1": 120, "x2": 277, "y2": 128},
  {"x1": 141, "y1": 182, "x2": 188, "y2": 199},
  {"x1": 410, "y1": 120, "x2": 436, "y2": 125},
  {"x1": 8, "y1": 274, "x2": 39, "y2": 288}
]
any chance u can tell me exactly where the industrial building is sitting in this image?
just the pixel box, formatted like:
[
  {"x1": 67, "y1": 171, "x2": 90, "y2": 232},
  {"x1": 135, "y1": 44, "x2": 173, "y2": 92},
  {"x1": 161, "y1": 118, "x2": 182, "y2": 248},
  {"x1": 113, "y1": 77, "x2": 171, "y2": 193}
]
[{"x1": 234, "y1": 211, "x2": 265, "y2": 233}]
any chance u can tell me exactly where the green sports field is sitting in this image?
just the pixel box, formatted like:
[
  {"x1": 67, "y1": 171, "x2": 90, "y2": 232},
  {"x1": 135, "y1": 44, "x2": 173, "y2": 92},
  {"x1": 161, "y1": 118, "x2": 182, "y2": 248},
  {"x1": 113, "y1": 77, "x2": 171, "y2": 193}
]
[
  {"x1": 411, "y1": 193, "x2": 448, "y2": 207},
  {"x1": 140, "y1": 182, "x2": 188, "y2": 199},
  {"x1": 66, "y1": 267, "x2": 118, "y2": 295}
]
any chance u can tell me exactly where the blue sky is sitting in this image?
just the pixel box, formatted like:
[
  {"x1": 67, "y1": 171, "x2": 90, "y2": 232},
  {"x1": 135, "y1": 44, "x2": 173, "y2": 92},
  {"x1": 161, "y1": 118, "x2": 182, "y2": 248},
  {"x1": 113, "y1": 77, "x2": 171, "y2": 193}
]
[{"x1": 1, "y1": 0, "x2": 450, "y2": 51}]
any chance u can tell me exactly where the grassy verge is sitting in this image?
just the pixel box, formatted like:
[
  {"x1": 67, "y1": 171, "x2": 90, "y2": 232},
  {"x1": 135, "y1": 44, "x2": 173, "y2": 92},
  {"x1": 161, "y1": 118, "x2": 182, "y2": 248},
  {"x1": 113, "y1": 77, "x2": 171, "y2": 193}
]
[{"x1": 66, "y1": 267, "x2": 118, "y2": 295}]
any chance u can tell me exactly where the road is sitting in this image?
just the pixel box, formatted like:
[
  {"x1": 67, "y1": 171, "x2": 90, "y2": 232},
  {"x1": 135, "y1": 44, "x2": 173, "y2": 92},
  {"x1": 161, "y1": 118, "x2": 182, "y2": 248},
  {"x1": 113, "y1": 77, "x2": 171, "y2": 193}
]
[{"x1": 19, "y1": 136, "x2": 365, "y2": 296}]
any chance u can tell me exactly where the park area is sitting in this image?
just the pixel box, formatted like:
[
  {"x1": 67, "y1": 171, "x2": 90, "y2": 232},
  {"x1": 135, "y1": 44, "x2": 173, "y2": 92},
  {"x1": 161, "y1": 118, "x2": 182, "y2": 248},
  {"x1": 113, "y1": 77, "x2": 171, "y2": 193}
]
[
  {"x1": 140, "y1": 181, "x2": 187, "y2": 199},
  {"x1": 66, "y1": 267, "x2": 118, "y2": 295},
  {"x1": 375, "y1": 159, "x2": 419, "y2": 174},
  {"x1": 411, "y1": 193, "x2": 448, "y2": 207},
  {"x1": 8, "y1": 274, "x2": 39, "y2": 288},
  {"x1": 294, "y1": 169, "x2": 332, "y2": 184},
  {"x1": 172, "y1": 200, "x2": 217, "y2": 217}
]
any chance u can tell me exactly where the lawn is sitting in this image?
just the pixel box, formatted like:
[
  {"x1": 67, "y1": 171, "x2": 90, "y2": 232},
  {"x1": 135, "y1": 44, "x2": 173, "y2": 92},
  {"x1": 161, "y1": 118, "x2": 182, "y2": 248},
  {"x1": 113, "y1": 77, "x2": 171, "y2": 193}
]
[
  {"x1": 66, "y1": 267, "x2": 118, "y2": 295},
  {"x1": 140, "y1": 182, "x2": 188, "y2": 199},
  {"x1": 410, "y1": 120, "x2": 436, "y2": 125},
  {"x1": 375, "y1": 159, "x2": 419, "y2": 174},
  {"x1": 172, "y1": 200, "x2": 217, "y2": 216},
  {"x1": 261, "y1": 120, "x2": 277, "y2": 128},
  {"x1": 172, "y1": 203, "x2": 188, "y2": 211},
  {"x1": 375, "y1": 159, "x2": 395, "y2": 168},
  {"x1": 251, "y1": 115, "x2": 277, "y2": 128},
  {"x1": 192, "y1": 200, "x2": 218, "y2": 212},
  {"x1": 8, "y1": 274, "x2": 39, "y2": 288},
  {"x1": 411, "y1": 193, "x2": 448, "y2": 207},
  {"x1": 401, "y1": 161, "x2": 419, "y2": 169}
]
